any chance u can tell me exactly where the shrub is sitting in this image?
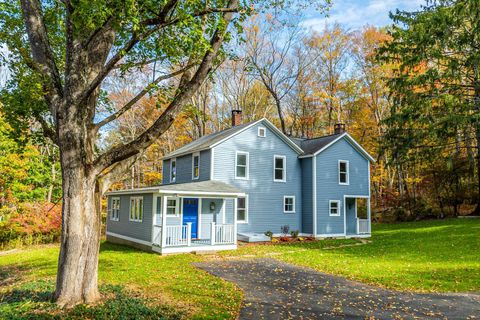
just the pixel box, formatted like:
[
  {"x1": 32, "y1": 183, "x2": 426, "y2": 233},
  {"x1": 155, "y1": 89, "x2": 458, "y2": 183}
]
[
  {"x1": 290, "y1": 230, "x2": 299, "y2": 238},
  {"x1": 264, "y1": 230, "x2": 273, "y2": 240},
  {"x1": 280, "y1": 225, "x2": 289, "y2": 236}
]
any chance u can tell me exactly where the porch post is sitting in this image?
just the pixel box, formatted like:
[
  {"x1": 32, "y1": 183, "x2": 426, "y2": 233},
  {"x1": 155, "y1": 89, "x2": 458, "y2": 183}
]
[
  {"x1": 233, "y1": 198, "x2": 238, "y2": 244},
  {"x1": 186, "y1": 222, "x2": 192, "y2": 246},
  {"x1": 161, "y1": 195, "x2": 168, "y2": 247},
  {"x1": 367, "y1": 197, "x2": 371, "y2": 233},
  {"x1": 210, "y1": 222, "x2": 216, "y2": 245}
]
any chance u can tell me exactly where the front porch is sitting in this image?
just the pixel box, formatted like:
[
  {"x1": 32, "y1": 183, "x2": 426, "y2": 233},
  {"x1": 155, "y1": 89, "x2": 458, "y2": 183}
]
[
  {"x1": 149, "y1": 181, "x2": 244, "y2": 254},
  {"x1": 345, "y1": 196, "x2": 371, "y2": 237}
]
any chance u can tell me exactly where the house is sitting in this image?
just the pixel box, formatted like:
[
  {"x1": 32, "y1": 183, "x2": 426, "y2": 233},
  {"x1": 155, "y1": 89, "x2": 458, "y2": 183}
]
[{"x1": 105, "y1": 111, "x2": 375, "y2": 254}]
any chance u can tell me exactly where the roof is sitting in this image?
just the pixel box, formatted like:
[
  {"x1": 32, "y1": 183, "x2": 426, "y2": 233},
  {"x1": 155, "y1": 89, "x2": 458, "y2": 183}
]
[
  {"x1": 162, "y1": 118, "x2": 303, "y2": 159},
  {"x1": 106, "y1": 180, "x2": 245, "y2": 197},
  {"x1": 298, "y1": 132, "x2": 375, "y2": 162}
]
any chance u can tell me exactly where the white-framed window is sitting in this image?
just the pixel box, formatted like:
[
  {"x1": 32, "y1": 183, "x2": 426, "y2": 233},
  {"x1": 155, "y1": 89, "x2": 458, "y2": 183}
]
[
  {"x1": 329, "y1": 200, "x2": 341, "y2": 216},
  {"x1": 166, "y1": 197, "x2": 180, "y2": 216},
  {"x1": 284, "y1": 196, "x2": 295, "y2": 213},
  {"x1": 129, "y1": 196, "x2": 143, "y2": 222},
  {"x1": 170, "y1": 158, "x2": 177, "y2": 183},
  {"x1": 110, "y1": 197, "x2": 120, "y2": 221},
  {"x1": 339, "y1": 160, "x2": 349, "y2": 185},
  {"x1": 192, "y1": 152, "x2": 200, "y2": 180},
  {"x1": 236, "y1": 196, "x2": 248, "y2": 223},
  {"x1": 258, "y1": 127, "x2": 266, "y2": 137},
  {"x1": 235, "y1": 151, "x2": 249, "y2": 180},
  {"x1": 273, "y1": 155, "x2": 286, "y2": 182}
]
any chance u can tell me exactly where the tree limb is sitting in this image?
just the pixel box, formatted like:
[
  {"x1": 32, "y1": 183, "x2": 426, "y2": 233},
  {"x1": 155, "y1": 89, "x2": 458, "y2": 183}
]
[
  {"x1": 94, "y1": 64, "x2": 195, "y2": 129},
  {"x1": 92, "y1": 0, "x2": 239, "y2": 173}
]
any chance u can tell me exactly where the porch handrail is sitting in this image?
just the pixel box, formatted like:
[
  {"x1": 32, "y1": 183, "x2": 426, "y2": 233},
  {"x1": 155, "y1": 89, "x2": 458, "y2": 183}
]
[
  {"x1": 214, "y1": 223, "x2": 235, "y2": 244},
  {"x1": 153, "y1": 225, "x2": 162, "y2": 246},
  {"x1": 164, "y1": 225, "x2": 189, "y2": 247},
  {"x1": 357, "y1": 218, "x2": 369, "y2": 234}
]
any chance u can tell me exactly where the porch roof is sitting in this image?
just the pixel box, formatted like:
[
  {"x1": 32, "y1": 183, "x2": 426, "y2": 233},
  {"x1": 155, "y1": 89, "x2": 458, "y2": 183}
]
[{"x1": 106, "y1": 180, "x2": 245, "y2": 198}]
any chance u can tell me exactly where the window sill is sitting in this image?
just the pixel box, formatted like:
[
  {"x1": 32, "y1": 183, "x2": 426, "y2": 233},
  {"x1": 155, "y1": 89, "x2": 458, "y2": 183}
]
[
  {"x1": 274, "y1": 180, "x2": 286, "y2": 183},
  {"x1": 237, "y1": 220, "x2": 248, "y2": 224},
  {"x1": 235, "y1": 177, "x2": 249, "y2": 180},
  {"x1": 110, "y1": 218, "x2": 119, "y2": 221},
  {"x1": 284, "y1": 211, "x2": 295, "y2": 214},
  {"x1": 339, "y1": 182, "x2": 349, "y2": 186},
  {"x1": 329, "y1": 214, "x2": 341, "y2": 217},
  {"x1": 129, "y1": 219, "x2": 143, "y2": 223}
]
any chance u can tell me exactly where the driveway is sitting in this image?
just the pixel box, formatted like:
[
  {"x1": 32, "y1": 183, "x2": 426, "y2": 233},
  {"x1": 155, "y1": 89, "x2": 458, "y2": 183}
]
[{"x1": 195, "y1": 259, "x2": 479, "y2": 319}]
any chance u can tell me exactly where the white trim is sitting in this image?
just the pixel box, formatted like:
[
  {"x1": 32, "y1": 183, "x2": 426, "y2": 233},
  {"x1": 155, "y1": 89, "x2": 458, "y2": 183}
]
[
  {"x1": 338, "y1": 160, "x2": 350, "y2": 185},
  {"x1": 258, "y1": 126, "x2": 266, "y2": 137},
  {"x1": 198, "y1": 198, "x2": 202, "y2": 238},
  {"x1": 192, "y1": 152, "x2": 200, "y2": 180},
  {"x1": 210, "y1": 147, "x2": 215, "y2": 180},
  {"x1": 129, "y1": 196, "x2": 144, "y2": 222},
  {"x1": 235, "y1": 151, "x2": 249, "y2": 180},
  {"x1": 153, "y1": 244, "x2": 237, "y2": 254},
  {"x1": 166, "y1": 196, "x2": 180, "y2": 217},
  {"x1": 106, "y1": 231, "x2": 152, "y2": 247},
  {"x1": 329, "y1": 200, "x2": 341, "y2": 217},
  {"x1": 151, "y1": 194, "x2": 158, "y2": 244},
  {"x1": 273, "y1": 155, "x2": 287, "y2": 182},
  {"x1": 107, "y1": 189, "x2": 245, "y2": 197},
  {"x1": 283, "y1": 195, "x2": 295, "y2": 213},
  {"x1": 236, "y1": 195, "x2": 248, "y2": 224},
  {"x1": 312, "y1": 156, "x2": 317, "y2": 236},
  {"x1": 298, "y1": 133, "x2": 375, "y2": 162},
  {"x1": 170, "y1": 158, "x2": 177, "y2": 183},
  {"x1": 315, "y1": 233, "x2": 347, "y2": 238},
  {"x1": 109, "y1": 197, "x2": 120, "y2": 221}
]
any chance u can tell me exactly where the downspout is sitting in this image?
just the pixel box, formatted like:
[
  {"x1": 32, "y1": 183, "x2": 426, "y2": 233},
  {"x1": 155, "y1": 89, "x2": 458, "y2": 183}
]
[{"x1": 312, "y1": 155, "x2": 317, "y2": 237}]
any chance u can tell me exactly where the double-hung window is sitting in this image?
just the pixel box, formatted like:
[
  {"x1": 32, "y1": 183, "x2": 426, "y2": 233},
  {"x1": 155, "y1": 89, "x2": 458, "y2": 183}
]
[
  {"x1": 192, "y1": 153, "x2": 200, "y2": 180},
  {"x1": 339, "y1": 160, "x2": 349, "y2": 185},
  {"x1": 235, "y1": 151, "x2": 249, "y2": 179},
  {"x1": 236, "y1": 196, "x2": 248, "y2": 223},
  {"x1": 170, "y1": 158, "x2": 177, "y2": 183},
  {"x1": 129, "y1": 197, "x2": 143, "y2": 222},
  {"x1": 284, "y1": 196, "x2": 295, "y2": 213},
  {"x1": 110, "y1": 197, "x2": 120, "y2": 221},
  {"x1": 274, "y1": 155, "x2": 286, "y2": 182},
  {"x1": 329, "y1": 200, "x2": 341, "y2": 216},
  {"x1": 166, "y1": 197, "x2": 180, "y2": 216}
]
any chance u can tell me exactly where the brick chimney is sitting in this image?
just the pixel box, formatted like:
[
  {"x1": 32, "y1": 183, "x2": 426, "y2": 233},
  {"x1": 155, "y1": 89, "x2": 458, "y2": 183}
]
[
  {"x1": 334, "y1": 123, "x2": 346, "y2": 134},
  {"x1": 231, "y1": 110, "x2": 242, "y2": 127}
]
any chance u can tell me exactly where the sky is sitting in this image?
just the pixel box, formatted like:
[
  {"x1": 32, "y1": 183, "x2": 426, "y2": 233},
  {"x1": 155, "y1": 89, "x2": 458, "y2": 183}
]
[{"x1": 302, "y1": 0, "x2": 425, "y2": 31}]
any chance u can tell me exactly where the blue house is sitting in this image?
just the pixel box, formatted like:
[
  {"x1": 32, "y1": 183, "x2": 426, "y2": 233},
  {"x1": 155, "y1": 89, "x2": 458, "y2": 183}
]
[{"x1": 106, "y1": 111, "x2": 374, "y2": 254}]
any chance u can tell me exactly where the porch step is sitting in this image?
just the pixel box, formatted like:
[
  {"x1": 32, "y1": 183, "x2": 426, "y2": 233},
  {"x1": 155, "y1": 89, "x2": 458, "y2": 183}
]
[{"x1": 237, "y1": 232, "x2": 271, "y2": 243}]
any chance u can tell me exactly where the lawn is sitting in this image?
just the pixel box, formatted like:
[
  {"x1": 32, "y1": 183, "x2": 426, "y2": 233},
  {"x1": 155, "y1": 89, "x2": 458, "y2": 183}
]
[{"x1": 1, "y1": 218, "x2": 479, "y2": 319}]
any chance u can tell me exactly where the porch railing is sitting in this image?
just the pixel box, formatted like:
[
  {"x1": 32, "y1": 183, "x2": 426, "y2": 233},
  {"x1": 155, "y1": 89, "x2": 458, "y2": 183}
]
[
  {"x1": 357, "y1": 219, "x2": 370, "y2": 234},
  {"x1": 214, "y1": 224, "x2": 235, "y2": 244},
  {"x1": 153, "y1": 225, "x2": 162, "y2": 246},
  {"x1": 165, "y1": 225, "x2": 189, "y2": 247}
]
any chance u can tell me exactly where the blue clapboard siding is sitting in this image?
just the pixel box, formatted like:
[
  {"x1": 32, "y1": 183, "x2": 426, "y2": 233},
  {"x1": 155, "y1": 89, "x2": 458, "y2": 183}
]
[
  {"x1": 301, "y1": 157, "x2": 313, "y2": 234},
  {"x1": 162, "y1": 150, "x2": 211, "y2": 185},
  {"x1": 315, "y1": 138, "x2": 370, "y2": 235},
  {"x1": 106, "y1": 193, "x2": 153, "y2": 242},
  {"x1": 213, "y1": 121, "x2": 302, "y2": 234}
]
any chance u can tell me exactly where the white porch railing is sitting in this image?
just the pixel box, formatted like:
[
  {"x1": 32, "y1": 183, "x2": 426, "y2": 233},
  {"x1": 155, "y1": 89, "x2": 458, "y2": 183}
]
[
  {"x1": 153, "y1": 225, "x2": 162, "y2": 246},
  {"x1": 214, "y1": 224, "x2": 235, "y2": 244},
  {"x1": 357, "y1": 219, "x2": 370, "y2": 234},
  {"x1": 165, "y1": 225, "x2": 189, "y2": 247}
]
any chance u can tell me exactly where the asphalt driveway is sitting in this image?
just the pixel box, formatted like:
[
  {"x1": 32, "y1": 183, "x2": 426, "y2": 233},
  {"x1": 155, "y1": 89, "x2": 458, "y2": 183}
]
[{"x1": 195, "y1": 259, "x2": 479, "y2": 319}]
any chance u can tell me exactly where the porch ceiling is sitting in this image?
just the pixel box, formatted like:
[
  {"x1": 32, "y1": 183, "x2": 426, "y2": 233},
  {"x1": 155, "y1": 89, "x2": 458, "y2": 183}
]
[{"x1": 107, "y1": 180, "x2": 245, "y2": 198}]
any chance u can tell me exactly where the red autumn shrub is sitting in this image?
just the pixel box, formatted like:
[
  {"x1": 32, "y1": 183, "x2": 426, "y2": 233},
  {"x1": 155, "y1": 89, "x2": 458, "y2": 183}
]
[{"x1": 9, "y1": 202, "x2": 62, "y2": 239}]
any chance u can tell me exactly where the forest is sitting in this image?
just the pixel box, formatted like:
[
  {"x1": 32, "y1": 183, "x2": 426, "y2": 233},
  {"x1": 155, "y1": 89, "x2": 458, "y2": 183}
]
[{"x1": 0, "y1": 0, "x2": 479, "y2": 250}]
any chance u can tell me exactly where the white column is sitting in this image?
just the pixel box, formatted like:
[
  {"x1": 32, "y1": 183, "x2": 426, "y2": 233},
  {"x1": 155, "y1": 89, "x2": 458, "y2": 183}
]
[
  {"x1": 367, "y1": 197, "x2": 371, "y2": 233},
  {"x1": 210, "y1": 222, "x2": 216, "y2": 245},
  {"x1": 221, "y1": 199, "x2": 226, "y2": 224},
  {"x1": 186, "y1": 222, "x2": 192, "y2": 246},
  {"x1": 233, "y1": 198, "x2": 237, "y2": 244},
  {"x1": 161, "y1": 195, "x2": 168, "y2": 247}
]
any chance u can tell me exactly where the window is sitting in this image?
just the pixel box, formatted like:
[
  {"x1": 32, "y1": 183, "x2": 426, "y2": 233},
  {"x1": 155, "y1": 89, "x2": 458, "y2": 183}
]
[
  {"x1": 329, "y1": 200, "x2": 341, "y2": 216},
  {"x1": 129, "y1": 197, "x2": 143, "y2": 222},
  {"x1": 166, "y1": 197, "x2": 180, "y2": 216},
  {"x1": 274, "y1": 155, "x2": 286, "y2": 182},
  {"x1": 258, "y1": 127, "x2": 266, "y2": 137},
  {"x1": 235, "y1": 151, "x2": 249, "y2": 179},
  {"x1": 236, "y1": 196, "x2": 248, "y2": 223},
  {"x1": 170, "y1": 158, "x2": 176, "y2": 183},
  {"x1": 284, "y1": 196, "x2": 295, "y2": 213},
  {"x1": 110, "y1": 197, "x2": 120, "y2": 221},
  {"x1": 339, "y1": 160, "x2": 349, "y2": 185},
  {"x1": 192, "y1": 153, "x2": 200, "y2": 180}
]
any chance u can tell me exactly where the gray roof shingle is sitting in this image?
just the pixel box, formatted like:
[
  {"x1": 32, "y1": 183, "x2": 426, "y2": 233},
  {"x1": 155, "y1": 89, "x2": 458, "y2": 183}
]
[{"x1": 298, "y1": 133, "x2": 344, "y2": 155}]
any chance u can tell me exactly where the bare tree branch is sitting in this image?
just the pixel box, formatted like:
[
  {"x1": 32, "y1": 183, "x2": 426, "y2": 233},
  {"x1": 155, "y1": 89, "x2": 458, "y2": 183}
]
[{"x1": 94, "y1": 64, "x2": 195, "y2": 129}]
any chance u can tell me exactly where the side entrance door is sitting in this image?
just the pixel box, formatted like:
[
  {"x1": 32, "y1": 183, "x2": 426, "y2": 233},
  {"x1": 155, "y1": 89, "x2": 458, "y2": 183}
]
[{"x1": 182, "y1": 198, "x2": 199, "y2": 238}]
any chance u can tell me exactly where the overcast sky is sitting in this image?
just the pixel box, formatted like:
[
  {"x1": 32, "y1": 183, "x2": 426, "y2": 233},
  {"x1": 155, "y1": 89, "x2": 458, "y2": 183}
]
[{"x1": 302, "y1": 0, "x2": 425, "y2": 31}]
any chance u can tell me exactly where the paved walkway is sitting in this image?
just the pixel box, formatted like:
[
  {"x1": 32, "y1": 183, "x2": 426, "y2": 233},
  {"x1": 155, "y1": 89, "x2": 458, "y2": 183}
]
[{"x1": 195, "y1": 259, "x2": 480, "y2": 319}]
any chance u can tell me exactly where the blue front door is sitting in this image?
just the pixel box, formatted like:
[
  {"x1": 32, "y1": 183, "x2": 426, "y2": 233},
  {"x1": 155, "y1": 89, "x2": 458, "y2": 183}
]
[{"x1": 182, "y1": 198, "x2": 198, "y2": 238}]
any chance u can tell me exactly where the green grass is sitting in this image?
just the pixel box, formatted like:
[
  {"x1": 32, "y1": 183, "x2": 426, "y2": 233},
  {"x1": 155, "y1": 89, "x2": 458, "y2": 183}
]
[{"x1": 1, "y1": 218, "x2": 479, "y2": 319}]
